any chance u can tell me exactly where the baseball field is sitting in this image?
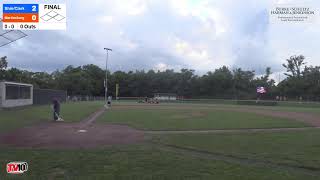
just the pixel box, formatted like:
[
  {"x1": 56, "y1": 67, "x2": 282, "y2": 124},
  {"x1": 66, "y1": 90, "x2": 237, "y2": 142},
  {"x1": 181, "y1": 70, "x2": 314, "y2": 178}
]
[{"x1": 0, "y1": 101, "x2": 319, "y2": 179}]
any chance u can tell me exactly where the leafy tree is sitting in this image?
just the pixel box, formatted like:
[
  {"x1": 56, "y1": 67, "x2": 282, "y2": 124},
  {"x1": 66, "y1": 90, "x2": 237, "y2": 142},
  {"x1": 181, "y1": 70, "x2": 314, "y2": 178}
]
[
  {"x1": 232, "y1": 68, "x2": 255, "y2": 99},
  {"x1": 82, "y1": 64, "x2": 105, "y2": 96},
  {"x1": 302, "y1": 66, "x2": 320, "y2": 100},
  {"x1": 0, "y1": 54, "x2": 318, "y2": 101},
  {"x1": 282, "y1": 55, "x2": 306, "y2": 78},
  {"x1": 280, "y1": 55, "x2": 309, "y2": 99},
  {"x1": 0, "y1": 56, "x2": 8, "y2": 70},
  {"x1": 0, "y1": 56, "x2": 8, "y2": 80}
]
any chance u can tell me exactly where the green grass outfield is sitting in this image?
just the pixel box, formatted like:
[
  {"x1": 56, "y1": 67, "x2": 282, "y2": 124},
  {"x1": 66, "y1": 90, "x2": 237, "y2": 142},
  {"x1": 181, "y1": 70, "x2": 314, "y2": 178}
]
[
  {"x1": 156, "y1": 130, "x2": 320, "y2": 170},
  {"x1": 0, "y1": 145, "x2": 319, "y2": 180},
  {"x1": 98, "y1": 104, "x2": 309, "y2": 130},
  {"x1": 1, "y1": 101, "x2": 319, "y2": 179},
  {"x1": 0, "y1": 101, "x2": 104, "y2": 132}
]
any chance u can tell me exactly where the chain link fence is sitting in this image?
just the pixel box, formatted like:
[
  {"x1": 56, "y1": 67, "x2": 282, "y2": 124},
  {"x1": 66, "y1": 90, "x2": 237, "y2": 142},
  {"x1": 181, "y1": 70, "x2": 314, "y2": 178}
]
[{"x1": 33, "y1": 89, "x2": 67, "y2": 105}]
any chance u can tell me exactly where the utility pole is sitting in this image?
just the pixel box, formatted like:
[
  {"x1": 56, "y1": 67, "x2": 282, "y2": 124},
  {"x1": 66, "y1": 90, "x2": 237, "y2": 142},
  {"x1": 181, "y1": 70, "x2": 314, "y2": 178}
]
[{"x1": 104, "y1": 48, "x2": 112, "y2": 108}]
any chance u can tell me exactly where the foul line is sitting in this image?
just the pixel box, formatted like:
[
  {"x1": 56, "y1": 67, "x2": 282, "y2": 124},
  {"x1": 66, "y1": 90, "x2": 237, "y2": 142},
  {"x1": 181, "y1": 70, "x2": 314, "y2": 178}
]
[
  {"x1": 145, "y1": 127, "x2": 320, "y2": 134},
  {"x1": 153, "y1": 143, "x2": 320, "y2": 177},
  {"x1": 78, "y1": 108, "x2": 106, "y2": 129}
]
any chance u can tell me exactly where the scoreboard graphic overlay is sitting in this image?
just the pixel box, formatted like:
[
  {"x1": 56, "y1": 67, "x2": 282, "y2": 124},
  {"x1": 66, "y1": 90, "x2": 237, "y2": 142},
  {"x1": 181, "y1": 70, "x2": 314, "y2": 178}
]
[{"x1": 2, "y1": 4, "x2": 66, "y2": 30}]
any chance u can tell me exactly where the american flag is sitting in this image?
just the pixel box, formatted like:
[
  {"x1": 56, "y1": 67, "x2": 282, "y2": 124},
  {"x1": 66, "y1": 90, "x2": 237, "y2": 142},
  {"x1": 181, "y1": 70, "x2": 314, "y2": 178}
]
[{"x1": 257, "y1": 87, "x2": 267, "y2": 94}]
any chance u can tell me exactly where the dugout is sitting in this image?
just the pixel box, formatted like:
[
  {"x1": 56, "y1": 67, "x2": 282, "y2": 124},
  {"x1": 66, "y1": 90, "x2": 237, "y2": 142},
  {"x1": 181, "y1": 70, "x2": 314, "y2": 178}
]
[{"x1": 0, "y1": 81, "x2": 33, "y2": 108}]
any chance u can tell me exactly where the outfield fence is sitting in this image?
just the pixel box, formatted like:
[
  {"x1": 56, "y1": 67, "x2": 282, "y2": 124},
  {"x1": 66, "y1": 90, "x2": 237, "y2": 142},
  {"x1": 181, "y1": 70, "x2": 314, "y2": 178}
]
[
  {"x1": 67, "y1": 96, "x2": 105, "y2": 102},
  {"x1": 117, "y1": 97, "x2": 320, "y2": 108}
]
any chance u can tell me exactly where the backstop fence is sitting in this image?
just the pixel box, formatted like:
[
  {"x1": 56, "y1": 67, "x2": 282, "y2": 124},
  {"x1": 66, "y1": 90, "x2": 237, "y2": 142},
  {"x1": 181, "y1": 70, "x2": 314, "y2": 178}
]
[{"x1": 33, "y1": 89, "x2": 67, "y2": 105}]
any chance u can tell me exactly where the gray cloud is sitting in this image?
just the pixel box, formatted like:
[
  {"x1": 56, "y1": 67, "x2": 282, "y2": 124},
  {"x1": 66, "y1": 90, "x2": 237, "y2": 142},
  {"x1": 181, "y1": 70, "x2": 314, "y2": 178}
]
[{"x1": 1, "y1": 31, "x2": 103, "y2": 71}]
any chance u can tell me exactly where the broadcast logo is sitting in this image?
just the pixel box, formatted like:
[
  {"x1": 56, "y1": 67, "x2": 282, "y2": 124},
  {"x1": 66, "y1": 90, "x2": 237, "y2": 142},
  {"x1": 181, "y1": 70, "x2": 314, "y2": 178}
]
[{"x1": 6, "y1": 162, "x2": 28, "y2": 174}]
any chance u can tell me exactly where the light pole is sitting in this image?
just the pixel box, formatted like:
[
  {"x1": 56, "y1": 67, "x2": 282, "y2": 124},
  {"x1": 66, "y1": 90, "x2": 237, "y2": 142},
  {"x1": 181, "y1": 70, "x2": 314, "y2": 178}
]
[{"x1": 104, "y1": 48, "x2": 112, "y2": 107}]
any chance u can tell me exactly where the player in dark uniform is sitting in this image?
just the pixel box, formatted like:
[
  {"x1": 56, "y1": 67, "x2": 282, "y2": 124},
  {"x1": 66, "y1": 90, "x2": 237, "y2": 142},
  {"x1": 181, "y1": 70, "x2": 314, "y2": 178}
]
[{"x1": 52, "y1": 98, "x2": 60, "y2": 121}]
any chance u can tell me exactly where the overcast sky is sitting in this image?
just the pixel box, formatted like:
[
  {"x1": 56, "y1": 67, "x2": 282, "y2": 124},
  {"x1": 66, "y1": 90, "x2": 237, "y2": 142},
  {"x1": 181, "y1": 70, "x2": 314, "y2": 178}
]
[{"x1": 1, "y1": 0, "x2": 320, "y2": 79}]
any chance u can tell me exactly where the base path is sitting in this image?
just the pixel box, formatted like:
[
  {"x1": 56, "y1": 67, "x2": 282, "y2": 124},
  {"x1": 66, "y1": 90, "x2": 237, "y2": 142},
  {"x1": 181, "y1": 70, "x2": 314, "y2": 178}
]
[
  {"x1": 78, "y1": 108, "x2": 106, "y2": 129},
  {"x1": 146, "y1": 127, "x2": 320, "y2": 134},
  {"x1": 0, "y1": 108, "x2": 144, "y2": 149}
]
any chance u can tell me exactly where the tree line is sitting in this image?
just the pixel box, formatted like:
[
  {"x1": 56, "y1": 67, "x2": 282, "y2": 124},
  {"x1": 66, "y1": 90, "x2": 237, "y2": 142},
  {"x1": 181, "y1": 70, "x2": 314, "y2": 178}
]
[{"x1": 0, "y1": 55, "x2": 319, "y2": 101}]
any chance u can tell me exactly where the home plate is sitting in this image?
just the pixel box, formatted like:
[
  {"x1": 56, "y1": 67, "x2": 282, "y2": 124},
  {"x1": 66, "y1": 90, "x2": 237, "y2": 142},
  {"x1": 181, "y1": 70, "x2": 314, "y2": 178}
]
[{"x1": 77, "y1": 129, "x2": 87, "y2": 133}]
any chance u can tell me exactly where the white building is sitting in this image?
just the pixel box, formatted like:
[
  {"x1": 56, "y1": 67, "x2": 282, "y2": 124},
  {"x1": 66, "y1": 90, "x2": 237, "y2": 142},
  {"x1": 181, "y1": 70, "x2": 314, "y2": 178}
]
[
  {"x1": 154, "y1": 93, "x2": 177, "y2": 101},
  {"x1": 0, "y1": 81, "x2": 33, "y2": 108}
]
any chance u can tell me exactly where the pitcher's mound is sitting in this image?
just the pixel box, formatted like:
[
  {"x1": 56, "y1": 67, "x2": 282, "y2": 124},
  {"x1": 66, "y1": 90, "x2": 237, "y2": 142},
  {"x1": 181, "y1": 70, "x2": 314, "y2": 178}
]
[{"x1": 0, "y1": 123, "x2": 144, "y2": 149}]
